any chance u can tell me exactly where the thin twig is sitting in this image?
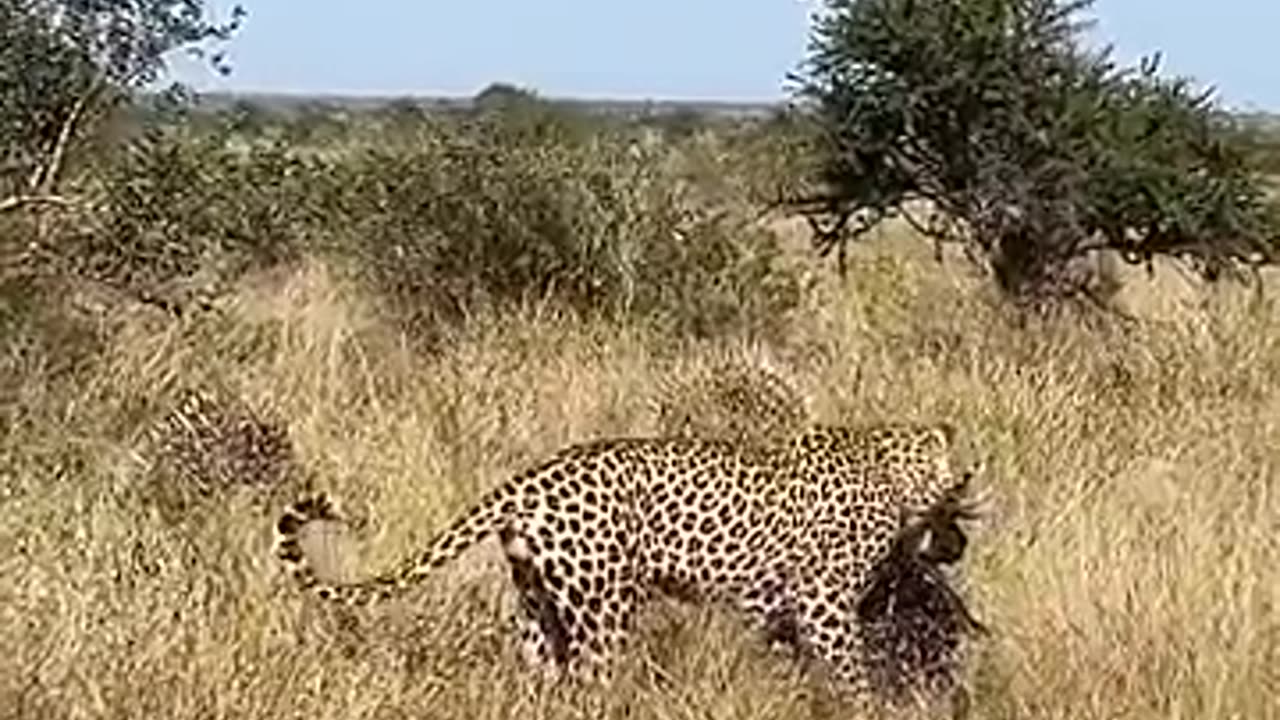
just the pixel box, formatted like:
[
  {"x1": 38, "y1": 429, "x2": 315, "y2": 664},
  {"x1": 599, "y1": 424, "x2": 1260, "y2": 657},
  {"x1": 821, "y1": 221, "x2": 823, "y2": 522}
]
[
  {"x1": 899, "y1": 205, "x2": 950, "y2": 244},
  {"x1": 0, "y1": 194, "x2": 75, "y2": 214},
  {"x1": 31, "y1": 69, "x2": 106, "y2": 197}
]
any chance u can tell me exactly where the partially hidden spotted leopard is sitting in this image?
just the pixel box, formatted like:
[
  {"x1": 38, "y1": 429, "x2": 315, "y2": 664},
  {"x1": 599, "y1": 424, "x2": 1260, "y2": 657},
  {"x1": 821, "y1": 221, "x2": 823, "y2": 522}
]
[{"x1": 274, "y1": 422, "x2": 981, "y2": 699}]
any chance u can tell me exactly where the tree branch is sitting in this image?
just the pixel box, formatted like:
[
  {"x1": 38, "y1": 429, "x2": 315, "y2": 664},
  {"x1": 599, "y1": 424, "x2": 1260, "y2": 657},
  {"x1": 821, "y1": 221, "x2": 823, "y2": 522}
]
[
  {"x1": 0, "y1": 194, "x2": 76, "y2": 215},
  {"x1": 29, "y1": 69, "x2": 106, "y2": 197}
]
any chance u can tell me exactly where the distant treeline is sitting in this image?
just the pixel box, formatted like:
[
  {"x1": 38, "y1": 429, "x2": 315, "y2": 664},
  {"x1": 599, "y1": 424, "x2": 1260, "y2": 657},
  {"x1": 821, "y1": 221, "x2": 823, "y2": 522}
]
[{"x1": 174, "y1": 90, "x2": 783, "y2": 122}]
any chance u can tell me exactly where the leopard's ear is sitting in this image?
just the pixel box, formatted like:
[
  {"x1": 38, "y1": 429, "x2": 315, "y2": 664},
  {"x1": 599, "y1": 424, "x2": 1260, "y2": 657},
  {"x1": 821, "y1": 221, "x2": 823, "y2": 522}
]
[
  {"x1": 962, "y1": 457, "x2": 986, "y2": 483},
  {"x1": 951, "y1": 457, "x2": 985, "y2": 495},
  {"x1": 936, "y1": 422, "x2": 957, "y2": 445},
  {"x1": 918, "y1": 422, "x2": 956, "y2": 459},
  {"x1": 950, "y1": 458, "x2": 991, "y2": 521}
]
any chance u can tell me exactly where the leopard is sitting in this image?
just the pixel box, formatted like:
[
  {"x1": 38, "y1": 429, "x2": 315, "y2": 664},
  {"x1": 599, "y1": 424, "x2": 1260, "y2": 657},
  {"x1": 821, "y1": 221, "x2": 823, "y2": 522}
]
[
  {"x1": 652, "y1": 345, "x2": 810, "y2": 447},
  {"x1": 649, "y1": 346, "x2": 976, "y2": 571},
  {"x1": 273, "y1": 421, "x2": 982, "y2": 702}
]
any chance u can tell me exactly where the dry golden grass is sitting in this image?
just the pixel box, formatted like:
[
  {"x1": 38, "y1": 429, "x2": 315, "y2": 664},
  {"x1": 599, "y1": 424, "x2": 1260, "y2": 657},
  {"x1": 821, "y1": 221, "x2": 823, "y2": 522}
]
[{"x1": 2, "y1": 228, "x2": 1277, "y2": 720}]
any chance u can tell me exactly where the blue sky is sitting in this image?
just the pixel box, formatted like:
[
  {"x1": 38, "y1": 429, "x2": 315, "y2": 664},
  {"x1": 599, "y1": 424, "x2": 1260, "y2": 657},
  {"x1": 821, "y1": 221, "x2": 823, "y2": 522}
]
[{"x1": 174, "y1": 1, "x2": 1280, "y2": 110}]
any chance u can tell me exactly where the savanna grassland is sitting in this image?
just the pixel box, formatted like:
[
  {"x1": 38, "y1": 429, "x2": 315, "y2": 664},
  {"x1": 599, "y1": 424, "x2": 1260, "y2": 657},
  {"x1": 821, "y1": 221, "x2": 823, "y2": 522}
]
[{"x1": 1, "y1": 104, "x2": 1277, "y2": 720}]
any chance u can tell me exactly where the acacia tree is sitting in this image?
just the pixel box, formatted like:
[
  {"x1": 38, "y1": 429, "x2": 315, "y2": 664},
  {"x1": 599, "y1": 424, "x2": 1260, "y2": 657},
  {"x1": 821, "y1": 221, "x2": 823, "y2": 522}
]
[
  {"x1": 0, "y1": 0, "x2": 244, "y2": 214},
  {"x1": 790, "y1": 0, "x2": 1280, "y2": 306}
]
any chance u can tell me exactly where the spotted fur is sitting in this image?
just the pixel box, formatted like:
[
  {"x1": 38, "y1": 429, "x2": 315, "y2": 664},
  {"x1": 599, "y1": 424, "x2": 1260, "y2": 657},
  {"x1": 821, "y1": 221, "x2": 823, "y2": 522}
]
[{"x1": 274, "y1": 422, "x2": 979, "y2": 700}]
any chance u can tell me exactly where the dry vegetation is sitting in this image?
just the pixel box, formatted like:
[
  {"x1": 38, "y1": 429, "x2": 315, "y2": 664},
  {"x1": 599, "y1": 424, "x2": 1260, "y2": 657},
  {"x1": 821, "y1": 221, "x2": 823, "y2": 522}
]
[
  {"x1": 4, "y1": 86, "x2": 1280, "y2": 719},
  {"x1": 3, "y1": 197, "x2": 1277, "y2": 718},
  {"x1": 6, "y1": 0, "x2": 1280, "y2": 713}
]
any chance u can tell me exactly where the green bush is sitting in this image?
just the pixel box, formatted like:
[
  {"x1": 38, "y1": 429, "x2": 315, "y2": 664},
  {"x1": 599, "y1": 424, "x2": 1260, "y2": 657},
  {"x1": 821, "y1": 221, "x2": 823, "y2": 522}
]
[
  {"x1": 320, "y1": 116, "x2": 801, "y2": 340},
  {"x1": 1228, "y1": 119, "x2": 1280, "y2": 176},
  {"x1": 680, "y1": 109, "x2": 824, "y2": 213},
  {"x1": 37, "y1": 125, "x2": 311, "y2": 314},
  {"x1": 30, "y1": 112, "x2": 800, "y2": 340},
  {"x1": 0, "y1": 0, "x2": 242, "y2": 210}
]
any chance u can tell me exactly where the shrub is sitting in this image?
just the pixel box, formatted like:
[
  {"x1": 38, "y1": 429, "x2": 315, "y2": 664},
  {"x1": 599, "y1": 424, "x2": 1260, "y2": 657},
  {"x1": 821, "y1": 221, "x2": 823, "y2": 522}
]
[
  {"x1": 37, "y1": 124, "x2": 312, "y2": 315},
  {"x1": 319, "y1": 117, "x2": 802, "y2": 341},
  {"x1": 690, "y1": 109, "x2": 825, "y2": 213},
  {"x1": 0, "y1": 0, "x2": 242, "y2": 213},
  {"x1": 1226, "y1": 118, "x2": 1280, "y2": 177},
  {"x1": 16, "y1": 107, "x2": 800, "y2": 339}
]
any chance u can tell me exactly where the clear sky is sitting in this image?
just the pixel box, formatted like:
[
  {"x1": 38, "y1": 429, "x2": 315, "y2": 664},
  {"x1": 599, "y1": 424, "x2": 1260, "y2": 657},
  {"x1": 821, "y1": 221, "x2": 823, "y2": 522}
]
[{"x1": 173, "y1": 1, "x2": 1280, "y2": 111}]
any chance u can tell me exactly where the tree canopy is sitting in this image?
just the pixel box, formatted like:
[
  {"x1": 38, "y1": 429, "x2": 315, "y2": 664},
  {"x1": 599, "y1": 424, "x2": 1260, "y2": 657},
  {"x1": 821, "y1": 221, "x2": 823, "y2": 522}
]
[
  {"x1": 1, "y1": 0, "x2": 244, "y2": 212},
  {"x1": 791, "y1": 0, "x2": 1280, "y2": 306}
]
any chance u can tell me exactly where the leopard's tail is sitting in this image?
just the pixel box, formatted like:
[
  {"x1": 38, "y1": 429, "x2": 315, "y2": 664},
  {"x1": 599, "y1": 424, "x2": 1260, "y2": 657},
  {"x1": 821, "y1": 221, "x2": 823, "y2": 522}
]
[{"x1": 274, "y1": 483, "x2": 514, "y2": 606}]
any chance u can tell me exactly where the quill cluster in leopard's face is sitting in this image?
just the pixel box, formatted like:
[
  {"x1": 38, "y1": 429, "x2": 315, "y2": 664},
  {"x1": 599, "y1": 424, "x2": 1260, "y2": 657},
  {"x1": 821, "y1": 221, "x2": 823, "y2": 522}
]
[{"x1": 143, "y1": 388, "x2": 296, "y2": 518}]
